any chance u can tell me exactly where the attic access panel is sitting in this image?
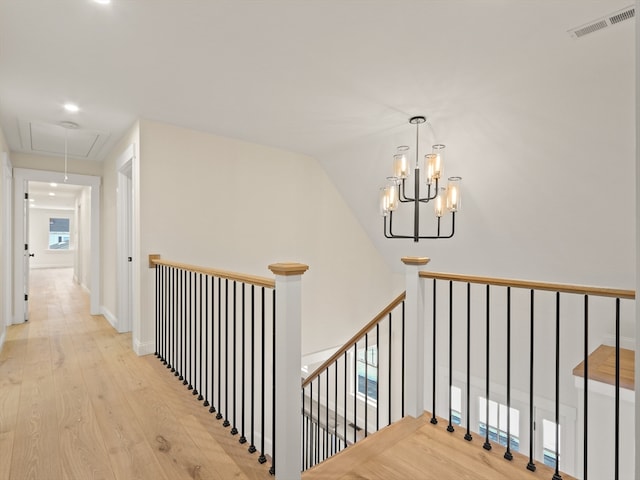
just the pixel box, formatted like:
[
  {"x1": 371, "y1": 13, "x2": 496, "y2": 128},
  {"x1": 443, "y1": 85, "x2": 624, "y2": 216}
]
[{"x1": 18, "y1": 119, "x2": 110, "y2": 160}]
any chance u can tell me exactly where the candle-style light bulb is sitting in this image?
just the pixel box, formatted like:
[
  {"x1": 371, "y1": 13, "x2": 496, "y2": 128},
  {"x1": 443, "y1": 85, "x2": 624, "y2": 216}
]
[
  {"x1": 446, "y1": 176, "x2": 462, "y2": 212},
  {"x1": 434, "y1": 190, "x2": 445, "y2": 217},
  {"x1": 393, "y1": 146, "x2": 410, "y2": 179}
]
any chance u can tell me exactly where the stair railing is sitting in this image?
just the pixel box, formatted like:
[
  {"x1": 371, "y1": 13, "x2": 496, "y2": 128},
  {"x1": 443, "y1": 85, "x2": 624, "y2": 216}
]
[
  {"x1": 420, "y1": 269, "x2": 635, "y2": 480},
  {"x1": 150, "y1": 255, "x2": 308, "y2": 479}
]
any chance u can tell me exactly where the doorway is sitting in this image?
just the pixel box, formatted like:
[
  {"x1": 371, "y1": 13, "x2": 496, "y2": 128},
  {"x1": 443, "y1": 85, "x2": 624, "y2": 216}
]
[
  {"x1": 117, "y1": 145, "x2": 134, "y2": 333},
  {"x1": 13, "y1": 168, "x2": 101, "y2": 324}
]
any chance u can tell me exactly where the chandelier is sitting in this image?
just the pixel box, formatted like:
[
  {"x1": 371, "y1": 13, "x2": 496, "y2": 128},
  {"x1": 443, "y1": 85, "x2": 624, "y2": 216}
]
[{"x1": 379, "y1": 116, "x2": 461, "y2": 242}]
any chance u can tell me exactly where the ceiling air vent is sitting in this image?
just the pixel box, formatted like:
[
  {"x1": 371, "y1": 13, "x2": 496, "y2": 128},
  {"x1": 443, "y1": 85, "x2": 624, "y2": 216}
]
[{"x1": 568, "y1": 5, "x2": 635, "y2": 39}]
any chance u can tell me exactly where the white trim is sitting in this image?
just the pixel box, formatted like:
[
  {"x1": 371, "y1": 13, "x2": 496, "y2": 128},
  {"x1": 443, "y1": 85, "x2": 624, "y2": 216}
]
[
  {"x1": 133, "y1": 338, "x2": 155, "y2": 356},
  {"x1": 0, "y1": 328, "x2": 6, "y2": 354},
  {"x1": 13, "y1": 168, "x2": 101, "y2": 323},
  {"x1": 2, "y1": 153, "x2": 12, "y2": 328},
  {"x1": 116, "y1": 143, "x2": 135, "y2": 334},
  {"x1": 101, "y1": 306, "x2": 118, "y2": 329},
  {"x1": 602, "y1": 334, "x2": 635, "y2": 351}
]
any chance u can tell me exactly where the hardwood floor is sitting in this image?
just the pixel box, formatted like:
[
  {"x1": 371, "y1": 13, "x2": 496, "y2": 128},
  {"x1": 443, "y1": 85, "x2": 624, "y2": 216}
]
[
  {"x1": 0, "y1": 268, "x2": 273, "y2": 480},
  {"x1": 302, "y1": 415, "x2": 577, "y2": 480}
]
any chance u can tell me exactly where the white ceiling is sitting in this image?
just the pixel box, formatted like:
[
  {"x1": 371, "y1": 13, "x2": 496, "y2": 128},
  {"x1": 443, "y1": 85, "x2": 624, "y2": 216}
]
[
  {"x1": 28, "y1": 181, "x2": 84, "y2": 210},
  {"x1": 0, "y1": 1, "x2": 632, "y2": 161},
  {"x1": 0, "y1": 0, "x2": 636, "y2": 280}
]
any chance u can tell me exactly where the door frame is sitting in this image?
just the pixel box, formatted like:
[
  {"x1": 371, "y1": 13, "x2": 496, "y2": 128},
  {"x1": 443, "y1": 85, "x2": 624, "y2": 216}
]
[
  {"x1": 13, "y1": 168, "x2": 101, "y2": 323},
  {"x1": 2, "y1": 153, "x2": 12, "y2": 327},
  {"x1": 116, "y1": 144, "x2": 135, "y2": 333}
]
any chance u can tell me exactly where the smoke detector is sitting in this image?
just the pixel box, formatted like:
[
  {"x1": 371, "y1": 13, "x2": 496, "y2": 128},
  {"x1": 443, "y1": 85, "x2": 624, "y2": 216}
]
[{"x1": 568, "y1": 5, "x2": 635, "y2": 39}]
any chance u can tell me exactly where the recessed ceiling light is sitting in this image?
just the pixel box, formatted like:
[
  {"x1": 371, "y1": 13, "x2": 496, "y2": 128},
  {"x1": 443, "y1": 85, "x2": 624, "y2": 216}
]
[
  {"x1": 50, "y1": 182, "x2": 58, "y2": 187},
  {"x1": 94, "y1": 0, "x2": 111, "y2": 4},
  {"x1": 49, "y1": 192, "x2": 56, "y2": 197},
  {"x1": 64, "y1": 103, "x2": 79, "y2": 113}
]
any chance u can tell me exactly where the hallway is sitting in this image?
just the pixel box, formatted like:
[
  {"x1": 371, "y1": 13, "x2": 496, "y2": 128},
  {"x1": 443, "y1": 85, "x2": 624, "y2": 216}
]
[{"x1": 0, "y1": 268, "x2": 272, "y2": 480}]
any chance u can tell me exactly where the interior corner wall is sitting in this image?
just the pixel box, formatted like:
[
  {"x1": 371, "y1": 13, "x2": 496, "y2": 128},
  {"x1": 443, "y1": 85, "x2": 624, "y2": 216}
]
[
  {"x1": 101, "y1": 121, "x2": 140, "y2": 325},
  {"x1": 137, "y1": 119, "x2": 397, "y2": 356}
]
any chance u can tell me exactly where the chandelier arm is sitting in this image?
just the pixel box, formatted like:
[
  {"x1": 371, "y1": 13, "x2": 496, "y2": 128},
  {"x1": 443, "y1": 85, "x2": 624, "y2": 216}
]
[
  {"x1": 398, "y1": 179, "x2": 415, "y2": 202},
  {"x1": 384, "y1": 211, "x2": 415, "y2": 239},
  {"x1": 416, "y1": 212, "x2": 456, "y2": 239}
]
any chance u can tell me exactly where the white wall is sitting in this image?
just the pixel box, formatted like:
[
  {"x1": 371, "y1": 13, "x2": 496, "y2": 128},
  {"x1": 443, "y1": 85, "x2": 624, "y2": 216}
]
[
  {"x1": 77, "y1": 187, "x2": 91, "y2": 289},
  {"x1": 28, "y1": 208, "x2": 74, "y2": 269},
  {"x1": 135, "y1": 119, "x2": 396, "y2": 356},
  {"x1": 101, "y1": 121, "x2": 140, "y2": 328}
]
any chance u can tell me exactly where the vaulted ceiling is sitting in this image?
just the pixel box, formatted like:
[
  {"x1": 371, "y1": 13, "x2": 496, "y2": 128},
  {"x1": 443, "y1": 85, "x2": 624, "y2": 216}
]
[{"x1": 0, "y1": 0, "x2": 636, "y2": 281}]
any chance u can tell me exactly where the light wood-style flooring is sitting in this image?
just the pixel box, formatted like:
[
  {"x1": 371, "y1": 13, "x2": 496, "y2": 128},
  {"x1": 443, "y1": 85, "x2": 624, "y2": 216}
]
[
  {"x1": 302, "y1": 415, "x2": 577, "y2": 480},
  {"x1": 0, "y1": 268, "x2": 273, "y2": 480}
]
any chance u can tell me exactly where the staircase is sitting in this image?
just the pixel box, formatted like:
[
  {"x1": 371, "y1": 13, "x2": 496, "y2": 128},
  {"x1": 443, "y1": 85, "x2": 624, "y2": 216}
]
[{"x1": 303, "y1": 413, "x2": 577, "y2": 480}]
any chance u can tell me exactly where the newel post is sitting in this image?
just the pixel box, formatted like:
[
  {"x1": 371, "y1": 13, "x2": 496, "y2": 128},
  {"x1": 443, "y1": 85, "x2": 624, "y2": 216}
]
[
  {"x1": 268, "y1": 262, "x2": 309, "y2": 480},
  {"x1": 402, "y1": 256, "x2": 430, "y2": 418}
]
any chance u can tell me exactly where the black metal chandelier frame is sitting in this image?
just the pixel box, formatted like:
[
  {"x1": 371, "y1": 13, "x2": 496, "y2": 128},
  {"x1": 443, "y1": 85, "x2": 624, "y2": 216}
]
[{"x1": 382, "y1": 115, "x2": 458, "y2": 242}]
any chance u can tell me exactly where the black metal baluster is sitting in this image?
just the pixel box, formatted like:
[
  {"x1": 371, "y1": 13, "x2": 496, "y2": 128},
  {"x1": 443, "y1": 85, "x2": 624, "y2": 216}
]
[
  {"x1": 353, "y1": 343, "x2": 357, "y2": 444},
  {"x1": 334, "y1": 361, "x2": 338, "y2": 455},
  {"x1": 343, "y1": 351, "x2": 347, "y2": 444},
  {"x1": 483, "y1": 284, "x2": 491, "y2": 451},
  {"x1": 217, "y1": 278, "x2": 223, "y2": 419},
  {"x1": 465, "y1": 282, "x2": 472, "y2": 442},
  {"x1": 504, "y1": 287, "x2": 513, "y2": 461},
  {"x1": 615, "y1": 298, "x2": 620, "y2": 480},
  {"x1": 302, "y1": 388, "x2": 307, "y2": 470},
  {"x1": 239, "y1": 283, "x2": 247, "y2": 443},
  {"x1": 248, "y1": 285, "x2": 256, "y2": 453},
  {"x1": 364, "y1": 333, "x2": 369, "y2": 438},
  {"x1": 176, "y1": 269, "x2": 182, "y2": 378},
  {"x1": 401, "y1": 301, "x2": 405, "y2": 418},
  {"x1": 447, "y1": 280, "x2": 454, "y2": 433},
  {"x1": 155, "y1": 263, "x2": 159, "y2": 357},
  {"x1": 431, "y1": 280, "x2": 437, "y2": 424},
  {"x1": 317, "y1": 376, "x2": 321, "y2": 463},
  {"x1": 310, "y1": 381, "x2": 314, "y2": 467},
  {"x1": 584, "y1": 295, "x2": 588, "y2": 480},
  {"x1": 197, "y1": 274, "x2": 203, "y2": 400},
  {"x1": 204, "y1": 275, "x2": 210, "y2": 407},
  {"x1": 184, "y1": 272, "x2": 193, "y2": 390},
  {"x1": 166, "y1": 266, "x2": 172, "y2": 368},
  {"x1": 388, "y1": 313, "x2": 392, "y2": 425},
  {"x1": 325, "y1": 367, "x2": 330, "y2": 459},
  {"x1": 527, "y1": 289, "x2": 536, "y2": 472},
  {"x1": 223, "y1": 279, "x2": 230, "y2": 427},
  {"x1": 376, "y1": 323, "x2": 379, "y2": 432},
  {"x1": 269, "y1": 289, "x2": 276, "y2": 475},
  {"x1": 210, "y1": 275, "x2": 217, "y2": 414},
  {"x1": 552, "y1": 292, "x2": 562, "y2": 480},
  {"x1": 231, "y1": 282, "x2": 238, "y2": 435},
  {"x1": 258, "y1": 288, "x2": 267, "y2": 464}
]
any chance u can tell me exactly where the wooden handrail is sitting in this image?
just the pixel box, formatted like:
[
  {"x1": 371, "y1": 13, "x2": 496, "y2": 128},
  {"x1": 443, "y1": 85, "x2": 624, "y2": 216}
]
[
  {"x1": 151, "y1": 257, "x2": 275, "y2": 289},
  {"x1": 419, "y1": 271, "x2": 635, "y2": 299},
  {"x1": 301, "y1": 291, "x2": 407, "y2": 388}
]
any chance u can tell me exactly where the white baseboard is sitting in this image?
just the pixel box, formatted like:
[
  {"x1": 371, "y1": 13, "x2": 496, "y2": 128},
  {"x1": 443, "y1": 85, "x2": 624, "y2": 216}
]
[
  {"x1": 80, "y1": 283, "x2": 90, "y2": 295},
  {"x1": 0, "y1": 328, "x2": 5, "y2": 354},
  {"x1": 134, "y1": 338, "x2": 155, "y2": 356},
  {"x1": 602, "y1": 334, "x2": 635, "y2": 351},
  {"x1": 101, "y1": 306, "x2": 118, "y2": 329}
]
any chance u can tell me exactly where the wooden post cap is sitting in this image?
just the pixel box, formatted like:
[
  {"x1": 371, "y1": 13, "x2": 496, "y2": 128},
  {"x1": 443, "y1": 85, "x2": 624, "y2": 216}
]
[
  {"x1": 401, "y1": 257, "x2": 430, "y2": 266},
  {"x1": 149, "y1": 254, "x2": 161, "y2": 268},
  {"x1": 268, "y1": 263, "x2": 309, "y2": 276}
]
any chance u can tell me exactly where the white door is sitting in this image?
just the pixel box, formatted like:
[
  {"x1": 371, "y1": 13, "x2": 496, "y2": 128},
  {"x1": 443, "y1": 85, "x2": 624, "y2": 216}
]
[
  {"x1": 117, "y1": 158, "x2": 133, "y2": 332},
  {"x1": 23, "y1": 181, "x2": 31, "y2": 321}
]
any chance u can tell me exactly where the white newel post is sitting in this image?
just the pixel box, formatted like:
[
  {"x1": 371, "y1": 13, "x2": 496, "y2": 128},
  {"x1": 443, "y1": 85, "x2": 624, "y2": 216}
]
[
  {"x1": 401, "y1": 256, "x2": 429, "y2": 418},
  {"x1": 268, "y1": 262, "x2": 309, "y2": 480}
]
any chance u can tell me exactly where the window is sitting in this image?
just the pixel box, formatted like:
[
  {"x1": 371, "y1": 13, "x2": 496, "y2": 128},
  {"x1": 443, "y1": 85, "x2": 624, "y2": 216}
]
[
  {"x1": 450, "y1": 385, "x2": 462, "y2": 425},
  {"x1": 478, "y1": 397, "x2": 520, "y2": 451},
  {"x1": 49, "y1": 217, "x2": 70, "y2": 250},
  {"x1": 542, "y1": 419, "x2": 560, "y2": 469},
  {"x1": 356, "y1": 346, "x2": 378, "y2": 402}
]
